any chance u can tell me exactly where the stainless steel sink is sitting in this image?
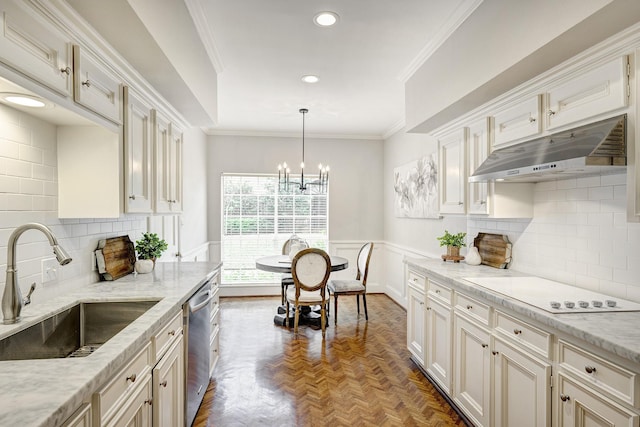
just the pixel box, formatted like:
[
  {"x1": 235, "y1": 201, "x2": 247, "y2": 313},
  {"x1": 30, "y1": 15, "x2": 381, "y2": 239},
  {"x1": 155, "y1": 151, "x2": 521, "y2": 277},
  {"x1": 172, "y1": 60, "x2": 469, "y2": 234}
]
[{"x1": 0, "y1": 300, "x2": 159, "y2": 361}]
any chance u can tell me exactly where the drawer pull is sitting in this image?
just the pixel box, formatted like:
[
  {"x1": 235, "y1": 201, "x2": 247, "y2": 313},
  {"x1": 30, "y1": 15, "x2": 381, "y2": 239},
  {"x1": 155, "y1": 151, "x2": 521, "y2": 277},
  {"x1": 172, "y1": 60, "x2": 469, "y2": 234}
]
[
  {"x1": 529, "y1": 116, "x2": 536, "y2": 123},
  {"x1": 481, "y1": 344, "x2": 488, "y2": 348},
  {"x1": 513, "y1": 329, "x2": 522, "y2": 335},
  {"x1": 492, "y1": 351, "x2": 499, "y2": 356},
  {"x1": 548, "y1": 109, "x2": 556, "y2": 116},
  {"x1": 168, "y1": 330, "x2": 176, "y2": 336},
  {"x1": 560, "y1": 394, "x2": 570, "y2": 402},
  {"x1": 126, "y1": 374, "x2": 136, "y2": 383},
  {"x1": 585, "y1": 366, "x2": 597, "y2": 374},
  {"x1": 466, "y1": 305, "x2": 473, "y2": 310},
  {"x1": 82, "y1": 80, "x2": 91, "y2": 88},
  {"x1": 413, "y1": 278, "x2": 418, "y2": 282},
  {"x1": 160, "y1": 381, "x2": 168, "y2": 388},
  {"x1": 435, "y1": 290, "x2": 441, "y2": 294},
  {"x1": 60, "y1": 66, "x2": 71, "y2": 75},
  {"x1": 145, "y1": 399, "x2": 153, "y2": 406},
  {"x1": 426, "y1": 307, "x2": 431, "y2": 311}
]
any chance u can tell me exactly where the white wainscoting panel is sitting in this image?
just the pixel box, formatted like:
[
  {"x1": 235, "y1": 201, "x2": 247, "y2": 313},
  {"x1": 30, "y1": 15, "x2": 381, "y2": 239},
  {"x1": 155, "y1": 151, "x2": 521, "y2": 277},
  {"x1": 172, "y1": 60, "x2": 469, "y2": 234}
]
[
  {"x1": 328, "y1": 241, "x2": 384, "y2": 294},
  {"x1": 180, "y1": 242, "x2": 210, "y2": 262},
  {"x1": 383, "y1": 242, "x2": 436, "y2": 309}
]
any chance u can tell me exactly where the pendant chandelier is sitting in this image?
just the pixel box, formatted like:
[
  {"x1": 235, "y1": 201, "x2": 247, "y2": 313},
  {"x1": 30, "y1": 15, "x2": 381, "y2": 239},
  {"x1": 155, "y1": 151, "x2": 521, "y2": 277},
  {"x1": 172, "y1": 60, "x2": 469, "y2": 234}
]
[{"x1": 277, "y1": 108, "x2": 329, "y2": 193}]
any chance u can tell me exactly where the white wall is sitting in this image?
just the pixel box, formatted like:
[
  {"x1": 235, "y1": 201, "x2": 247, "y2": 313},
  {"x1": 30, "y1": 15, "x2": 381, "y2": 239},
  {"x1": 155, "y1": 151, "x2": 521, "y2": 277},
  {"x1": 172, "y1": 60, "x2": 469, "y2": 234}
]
[
  {"x1": 0, "y1": 103, "x2": 147, "y2": 304},
  {"x1": 468, "y1": 173, "x2": 640, "y2": 303},
  {"x1": 206, "y1": 134, "x2": 384, "y2": 242},
  {"x1": 181, "y1": 127, "x2": 209, "y2": 254}
]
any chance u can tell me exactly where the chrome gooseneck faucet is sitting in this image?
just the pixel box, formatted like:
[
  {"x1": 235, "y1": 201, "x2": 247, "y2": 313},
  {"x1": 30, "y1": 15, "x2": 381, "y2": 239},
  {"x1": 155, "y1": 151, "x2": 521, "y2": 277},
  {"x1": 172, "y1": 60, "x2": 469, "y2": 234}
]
[{"x1": 2, "y1": 223, "x2": 72, "y2": 324}]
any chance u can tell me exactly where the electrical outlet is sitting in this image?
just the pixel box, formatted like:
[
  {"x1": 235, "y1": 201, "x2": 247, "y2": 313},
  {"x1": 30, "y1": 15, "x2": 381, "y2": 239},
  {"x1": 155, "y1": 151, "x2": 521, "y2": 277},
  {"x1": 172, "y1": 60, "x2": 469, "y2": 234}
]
[{"x1": 41, "y1": 257, "x2": 59, "y2": 284}]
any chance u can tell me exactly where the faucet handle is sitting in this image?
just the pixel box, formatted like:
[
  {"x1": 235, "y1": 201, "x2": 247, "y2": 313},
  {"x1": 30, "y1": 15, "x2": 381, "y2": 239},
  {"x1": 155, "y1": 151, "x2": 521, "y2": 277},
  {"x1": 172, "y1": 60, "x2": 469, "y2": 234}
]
[{"x1": 23, "y1": 282, "x2": 36, "y2": 306}]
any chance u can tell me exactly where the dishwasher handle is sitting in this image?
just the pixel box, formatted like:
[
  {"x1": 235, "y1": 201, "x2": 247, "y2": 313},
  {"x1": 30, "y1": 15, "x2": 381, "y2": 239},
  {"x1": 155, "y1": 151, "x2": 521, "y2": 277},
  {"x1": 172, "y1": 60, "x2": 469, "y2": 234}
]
[{"x1": 190, "y1": 290, "x2": 213, "y2": 313}]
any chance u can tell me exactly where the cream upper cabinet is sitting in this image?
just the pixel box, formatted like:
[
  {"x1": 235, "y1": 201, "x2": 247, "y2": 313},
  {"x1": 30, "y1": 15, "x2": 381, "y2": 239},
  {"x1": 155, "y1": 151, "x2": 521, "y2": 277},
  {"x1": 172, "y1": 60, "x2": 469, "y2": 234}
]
[
  {"x1": 492, "y1": 95, "x2": 542, "y2": 149},
  {"x1": 0, "y1": 1, "x2": 73, "y2": 97},
  {"x1": 154, "y1": 114, "x2": 183, "y2": 214},
  {"x1": 73, "y1": 45, "x2": 122, "y2": 124},
  {"x1": 124, "y1": 87, "x2": 154, "y2": 213},
  {"x1": 467, "y1": 118, "x2": 490, "y2": 215},
  {"x1": 545, "y1": 56, "x2": 629, "y2": 131},
  {"x1": 492, "y1": 337, "x2": 551, "y2": 427},
  {"x1": 439, "y1": 128, "x2": 467, "y2": 215}
]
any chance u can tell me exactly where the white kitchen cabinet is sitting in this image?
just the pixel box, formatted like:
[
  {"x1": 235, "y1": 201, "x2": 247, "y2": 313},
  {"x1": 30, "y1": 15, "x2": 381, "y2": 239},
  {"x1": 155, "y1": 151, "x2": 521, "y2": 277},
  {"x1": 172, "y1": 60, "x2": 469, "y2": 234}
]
[
  {"x1": 147, "y1": 215, "x2": 181, "y2": 261},
  {"x1": 557, "y1": 372, "x2": 638, "y2": 427},
  {"x1": 57, "y1": 126, "x2": 120, "y2": 219},
  {"x1": 407, "y1": 273, "x2": 427, "y2": 367},
  {"x1": 425, "y1": 294, "x2": 452, "y2": 394},
  {"x1": 73, "y1": 45, "x2": 122, "y2": 124},
  {"x1": 492, "y1": 95, "x2": 542, "y2": 149},
  {"x1": 439, "y1": 128, "x2": 467, "y2": 215},
  {"x1": 545, "y1": 56, "x2": 629, "y2": 131},
  {"x1": 60, "y1": 404, "x2": 92, "y2": 427},
  {"x1": 453, "y1": 311, "x2": 491, "y2": 427},
  {"x1": 468, "y1": 118, "x2": 490, "y2": 215},
  {"x1": 152, "y1": 334, "x2": 184, "y2": 427},
  {"x1": 105, "y1": 375, "x2": 152, "y2": 427},
  {"x1": 124, "y1": 86, "x2": 154, "y2": 213},
  {"x1": 0, "y1": 1, "x2": 73, "y2": 97},
  {"x1": 153, "y1": 114, "x2": 183, "y2": 213},
  {"x1": 492, "y1": 337, "x2": 551, "y2": 427}
]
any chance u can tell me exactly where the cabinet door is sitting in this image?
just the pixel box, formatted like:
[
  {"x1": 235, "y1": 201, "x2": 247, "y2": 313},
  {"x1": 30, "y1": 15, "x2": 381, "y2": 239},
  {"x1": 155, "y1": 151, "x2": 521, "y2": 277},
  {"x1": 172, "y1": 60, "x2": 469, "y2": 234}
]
[
  {"x1": 492, "y1": 95, "x2": 542, "y2": 149},
  {"x1": 60, "y1": 404, "x2": 91, "y2": 427},
  {"x1": 0, "y1": 1, "x2": 73, "y2": 97},
  {"x1": 153, "y1": 335, "x2": 185, "y2": 427},
  {"x1": 105, "y1": 375, "x2": 152, "y2": 427},
  {"x1": 493, "y1": 338, "x2": 551, "y2": 427},
  {"x1": 453, "y1": 312, "x2": 491, "y2": 427},
  {"x1": 153, "y1": 110, "x2": 172, "y2": 213},
  {"x1": 557, "y1": 373, "x2": 638, "y2": 427},
  {"x1": 168, "y1": 124, "x2": 183, "y2": 213},
  {"x1": 468, "y1": 118, "x2": 490, "y2": 215},
  {"x1": 407, "y1": 284, "x2": 426, "y2": 367},
  {"x1": 147, "y1": 215, "x2": 181, "y2": 261},
  {"x1": 73, "y1": 45, "x2": 122, "y2": 124},
  {"x1": 546, "y1": 57, "x2": 628, "y2": 131},
  {"x1": 426, "y1": 296, "x2": 452, "y2": 394},
  {"x1": 439, "y1": 128, "x2": 467, "y2": 215},
  {"x1": 124, "y1": 87, "x2": 153, "y2": 213}
]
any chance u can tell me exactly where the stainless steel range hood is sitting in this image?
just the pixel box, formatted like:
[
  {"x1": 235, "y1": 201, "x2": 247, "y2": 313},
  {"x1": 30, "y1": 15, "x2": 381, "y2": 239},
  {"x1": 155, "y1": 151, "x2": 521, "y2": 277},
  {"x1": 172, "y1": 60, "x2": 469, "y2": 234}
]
[{"x1": 469, "y1": 114, "x2": 627, "y2": 183}]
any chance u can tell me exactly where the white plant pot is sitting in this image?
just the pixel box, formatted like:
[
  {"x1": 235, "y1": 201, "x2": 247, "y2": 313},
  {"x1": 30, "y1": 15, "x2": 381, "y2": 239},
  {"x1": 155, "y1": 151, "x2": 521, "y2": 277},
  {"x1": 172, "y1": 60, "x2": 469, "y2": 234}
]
[{"x1": 135, "y1": 259, "x2": 154, "y2": 274}]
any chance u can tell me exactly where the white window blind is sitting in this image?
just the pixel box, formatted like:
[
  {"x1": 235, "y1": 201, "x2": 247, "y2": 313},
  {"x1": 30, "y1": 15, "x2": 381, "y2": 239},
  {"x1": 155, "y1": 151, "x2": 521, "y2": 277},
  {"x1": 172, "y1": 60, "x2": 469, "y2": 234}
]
[{"x1": 221, "y1": 174, "x2": 328, "y2": 285}]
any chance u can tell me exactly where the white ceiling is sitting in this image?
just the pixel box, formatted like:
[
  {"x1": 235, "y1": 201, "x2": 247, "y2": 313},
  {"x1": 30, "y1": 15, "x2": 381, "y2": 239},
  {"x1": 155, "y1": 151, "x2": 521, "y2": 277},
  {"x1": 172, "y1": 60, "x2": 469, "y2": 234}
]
[
  {"x1": 198, "y1": 0, "x2": 474, "y2": 138},
  {"x1": 65, "y1": 0, "x2": 478, "y2": 139}
]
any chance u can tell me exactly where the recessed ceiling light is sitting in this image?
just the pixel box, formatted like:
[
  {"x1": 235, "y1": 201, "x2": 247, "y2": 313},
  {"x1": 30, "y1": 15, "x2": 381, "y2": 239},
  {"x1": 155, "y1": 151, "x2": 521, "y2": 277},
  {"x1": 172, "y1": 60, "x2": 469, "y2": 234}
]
[
  {"x1": 301, "y1": 75, "x2": 319, "y2": 83},
  {"x1": 0, "y1": 92, "x2": 48, "y2": 108},
  {"x1": 314, "y1": 11, "x2": 339, "y2": 27}
]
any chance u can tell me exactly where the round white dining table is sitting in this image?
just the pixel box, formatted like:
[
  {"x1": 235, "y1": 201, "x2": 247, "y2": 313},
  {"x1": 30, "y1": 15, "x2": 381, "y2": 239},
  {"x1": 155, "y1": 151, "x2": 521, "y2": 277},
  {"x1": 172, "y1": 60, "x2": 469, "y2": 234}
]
[{"x1": 255, "y1": 254, "x2": 349, "y2": 274}]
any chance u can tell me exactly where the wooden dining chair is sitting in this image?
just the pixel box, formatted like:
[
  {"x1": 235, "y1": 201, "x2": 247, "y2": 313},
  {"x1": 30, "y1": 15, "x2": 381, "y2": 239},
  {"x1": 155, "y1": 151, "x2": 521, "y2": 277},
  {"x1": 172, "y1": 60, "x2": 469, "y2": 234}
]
[
  {"x1": 280, "y1": 236, "x2": 308, "y2": 305},
  {"x1": 285, "y1": 248, "x2": 331, "y2": 338},
  {"x1": 328, "y1": 242, "x2": 374, "y2": 325}
]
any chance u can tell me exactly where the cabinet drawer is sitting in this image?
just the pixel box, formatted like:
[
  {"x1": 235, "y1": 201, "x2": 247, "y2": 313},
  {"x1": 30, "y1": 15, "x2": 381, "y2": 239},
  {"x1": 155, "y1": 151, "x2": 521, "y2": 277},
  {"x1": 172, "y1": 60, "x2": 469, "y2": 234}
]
[
  {"x1": 210, "y1": 328, "x2": 220, "y2": 376},
  {"x1": 455, "y1": 292, "x2": 490, "y2": 326},
  {"x1": 428, "y1": 279, "x2": 452, "y2": 305},
  {"x1": 153, "y1": 310, "x2": 183, "y2": 361},
  {"x1": 494, "y1": 310, "x2": 551, "y2": 359},
  {"x1": 408, "y1": 270, "x2": 426, "y2": 290},
  {"x1": 93, "y1": 342, "x2": 153, "y2": 424},
  {"x1": 210, "y1": 286, "x2": 220, "y2": 314},
  {"x1": 210, "y1": 307, "x2": 221, "y2": 341},
  {"x1": 559, "y1": 340, "x2": 639, "y2": 407}
]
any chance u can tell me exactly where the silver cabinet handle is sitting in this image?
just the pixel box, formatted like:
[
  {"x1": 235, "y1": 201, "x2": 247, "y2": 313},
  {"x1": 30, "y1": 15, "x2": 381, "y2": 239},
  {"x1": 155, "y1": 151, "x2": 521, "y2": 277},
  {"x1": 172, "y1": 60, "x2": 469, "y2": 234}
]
[
  {"x1": 60, "y1": 67, "x2": 71, "y2": 75},
  {"x1": 529, "y1": 116, "x2": 536, "y2": 123},
  {"x1": 585, "y1": 366, "x2": 597, "y2": 374},
  {"x1": 560, "y1": 394, "x2": 570, "y2": 402},
  {"x1": 513, "y1": 329, "x2": 522, "y2": 335},
  {"x1": 82, "y1": 80, "x2": 91, "y2": 87},
  {"x1": 435, "y1": 290, "x2": 440, "y2": 294},
  {"x1": 129, "y1": 195, "x2": 136, "y2": 200},
  {"x1": 466, "y1": 305, "x2": 473, "y2": 310},
  {"x1": 547, "y1": 109, "x2": 556, "y2": 116},
  {"x1": 492, "y1": 351, "x2": 499, "y2": 356},
  {"x1": 126, "y1": 374, "x2": 136, "y2": 383},
  {"x1": 481, "y1": 344, "x2": 488, "y2": 348},
  {"x1": 160, "y1": 381, "x2": 168, "y2": 388}
]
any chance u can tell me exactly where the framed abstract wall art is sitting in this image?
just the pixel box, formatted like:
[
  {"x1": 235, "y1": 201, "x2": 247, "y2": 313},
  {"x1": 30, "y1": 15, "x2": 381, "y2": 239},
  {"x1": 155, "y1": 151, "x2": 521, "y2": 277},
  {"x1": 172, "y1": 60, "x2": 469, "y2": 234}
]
[{"x1": 393, "y1": 153, "x2": 439, "y2": 218}]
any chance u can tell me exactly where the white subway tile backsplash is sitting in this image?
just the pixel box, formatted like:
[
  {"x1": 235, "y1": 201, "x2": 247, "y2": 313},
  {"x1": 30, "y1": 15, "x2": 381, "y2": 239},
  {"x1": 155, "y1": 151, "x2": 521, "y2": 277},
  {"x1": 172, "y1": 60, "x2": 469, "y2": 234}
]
[
  {"x1": 588, "y1": 186, "x2": 613, "y2": 200},
  {"x1": 566, "y1": 187, "x2": 589, "y2": 200},
  {"x1": 32, "y1": 164, "x2": 54, "y2": 181},
  {"x1": 19, "y1": 145, "x2": 43, "y2": 163},
  {"x1": 601, "y1": 172, "x2": 626, "y2": 186},
  {"x1": 576, "y1": 175, "x2": 601, "y2": 188},
  {"x1": 19, "y1": 178, "x2": 44, "y2": 195},
  {"x1": 6, "y1": 194, "x2": 32, "y2": 211},
  {"x1": 0, "y1": 175, "x2": 20, "y2": 193},
  {"x1": 5, "y1": 158, "x2": 31, "y2": 178},
  {"x1": 557, "y1": 178, "x2": 577, "y2": 189}
]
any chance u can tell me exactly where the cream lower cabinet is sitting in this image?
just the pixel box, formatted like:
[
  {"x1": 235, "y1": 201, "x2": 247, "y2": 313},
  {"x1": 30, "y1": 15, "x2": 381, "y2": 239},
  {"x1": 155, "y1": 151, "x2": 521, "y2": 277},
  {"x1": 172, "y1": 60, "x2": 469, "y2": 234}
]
[
  {"x1": 425, "y1": 280, "x2": 452, "y2": 394},
  {"x1": 407, "y1": 269, "x2": 427, "y2": 367},
  {"x1": 453, "y1": 311, "x2": 491, "y2": 427},
  {"x1": 60, "y1": 404, "x2": 92, "y2": 427},
  {"x1": 153, "y1": 335, "x2": 185, "y2": 427},
  {"x1": 492, "y1": 337, "x2": 551, "y2": 427},
  {"x1": 210, "y1": 273, "x2": 221, "y2": 376},
  {"x1": 105, "y1": 376, "x2": 152, "y2": 427}
]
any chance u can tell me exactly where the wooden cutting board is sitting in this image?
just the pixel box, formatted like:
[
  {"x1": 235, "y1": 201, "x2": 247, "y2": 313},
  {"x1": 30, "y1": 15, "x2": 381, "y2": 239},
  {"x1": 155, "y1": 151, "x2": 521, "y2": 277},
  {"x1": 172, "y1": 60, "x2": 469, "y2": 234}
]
[
  {"x1": 95, "y1": 236, "x2": 136, "y2": 280},
  {"x1": 473, "y1": 233, "x2": 512, "y2": 269}
]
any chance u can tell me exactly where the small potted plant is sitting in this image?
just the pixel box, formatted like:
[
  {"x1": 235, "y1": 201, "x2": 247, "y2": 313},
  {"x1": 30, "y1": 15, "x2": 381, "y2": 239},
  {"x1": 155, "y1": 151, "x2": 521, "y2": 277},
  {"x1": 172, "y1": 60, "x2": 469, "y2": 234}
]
[
  {"x1": 437, "y1": 230, "x2": 467, "y2": 258},
  {"x1": 135, "y1": 232, "x2": 168, "y2": 273}
]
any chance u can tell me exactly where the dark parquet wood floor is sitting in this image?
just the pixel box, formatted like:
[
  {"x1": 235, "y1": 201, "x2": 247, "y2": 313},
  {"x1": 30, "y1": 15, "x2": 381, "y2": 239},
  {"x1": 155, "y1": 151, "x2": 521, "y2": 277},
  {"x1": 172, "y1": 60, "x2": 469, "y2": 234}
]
[{"x1": 193, "y1": 294, "x2": 466, "y2": 427}]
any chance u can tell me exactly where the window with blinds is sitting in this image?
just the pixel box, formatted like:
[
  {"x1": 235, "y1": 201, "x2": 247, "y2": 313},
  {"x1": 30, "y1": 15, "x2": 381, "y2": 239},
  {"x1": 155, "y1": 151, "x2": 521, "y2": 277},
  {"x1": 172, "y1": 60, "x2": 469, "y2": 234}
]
[{"x1": 221, "y1": 174, "x2": 328, "y2": 285}]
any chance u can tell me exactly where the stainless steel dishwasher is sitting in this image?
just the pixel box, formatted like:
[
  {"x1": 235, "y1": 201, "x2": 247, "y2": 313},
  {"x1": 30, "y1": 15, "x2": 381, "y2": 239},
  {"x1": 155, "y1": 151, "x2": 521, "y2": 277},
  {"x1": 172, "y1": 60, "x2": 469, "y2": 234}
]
[{"x1": 185, "y1": 279, "x2": 213, "y2": 426}]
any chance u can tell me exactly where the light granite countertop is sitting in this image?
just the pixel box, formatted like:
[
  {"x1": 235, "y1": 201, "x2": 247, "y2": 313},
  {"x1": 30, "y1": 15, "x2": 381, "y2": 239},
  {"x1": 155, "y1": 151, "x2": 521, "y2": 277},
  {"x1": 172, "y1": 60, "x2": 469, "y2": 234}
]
[
  {"x1": 405, "y1": 257, "x2": 640, "y2": 367},
  {"x1": 0, "y1": 261, "x2": 221, "y2": 427}
]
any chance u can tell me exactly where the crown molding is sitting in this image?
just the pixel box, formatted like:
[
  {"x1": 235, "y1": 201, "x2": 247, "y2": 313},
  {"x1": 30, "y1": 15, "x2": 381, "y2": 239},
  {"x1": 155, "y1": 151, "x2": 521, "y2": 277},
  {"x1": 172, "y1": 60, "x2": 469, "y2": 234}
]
[
  {"x1": 184, "y1": 0, "x2": 224, "y2": 73},
  {"x1": 382, "y1": 119, "x2": 406, "y2": 140},
  {"x1": 205, "y1": 128, "x2": 383, "y2": 141},
  {"x1": 398, "y1": 0, "x2": 483, "y2": 83}
]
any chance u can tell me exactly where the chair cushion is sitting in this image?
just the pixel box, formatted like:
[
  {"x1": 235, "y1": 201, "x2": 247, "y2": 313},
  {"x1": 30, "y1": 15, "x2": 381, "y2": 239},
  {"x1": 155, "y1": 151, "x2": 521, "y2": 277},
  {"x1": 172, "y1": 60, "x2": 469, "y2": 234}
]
[
  {"x1": 286, "y1": 287, "x2": 325, "y2": 304},
  {"x1": 328, "y1": 280, "x2": 365, "y2": 294}
]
